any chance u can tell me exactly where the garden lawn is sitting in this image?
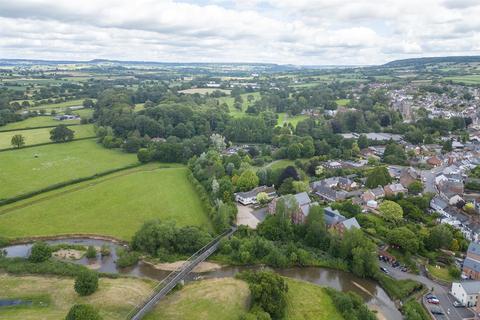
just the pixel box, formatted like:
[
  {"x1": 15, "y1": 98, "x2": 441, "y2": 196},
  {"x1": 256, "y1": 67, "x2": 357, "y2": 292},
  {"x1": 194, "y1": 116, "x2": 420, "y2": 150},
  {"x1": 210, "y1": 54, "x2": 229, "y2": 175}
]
[
  {"x1": 145, "y1": 278, "x2": 250, "y2": 320},
  {"x1": 0, "y1": 273, "x2": 155, "y2": 320},
  {"x1": 0, "y1": 139, "x2": 138, "y2": 200},
  {"x1": 277, "y1": 113, "x2": 309, "y2": 127},
  {"x1": 0, "y1": 116, "x2": 79, "y2": 130},
  {"x1": 0, "y1": 165, "x2": 213, "y2": 240},
  {"x1": 285, "y1": 278, "x2": 344, "y2": 320},
  {"x1": 426, "y1": 265, "x2": 455, "y2": 282},
  {"x1": 0, "y1": 124, "x2": 95, "y2": 149}
]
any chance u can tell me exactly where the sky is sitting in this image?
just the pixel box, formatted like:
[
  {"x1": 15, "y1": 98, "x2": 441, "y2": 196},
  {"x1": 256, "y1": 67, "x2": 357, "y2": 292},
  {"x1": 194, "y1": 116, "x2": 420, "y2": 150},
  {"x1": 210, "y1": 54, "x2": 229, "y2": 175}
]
[{"x1": 1, "y1": 0, "x2": 480, "y2": 65}]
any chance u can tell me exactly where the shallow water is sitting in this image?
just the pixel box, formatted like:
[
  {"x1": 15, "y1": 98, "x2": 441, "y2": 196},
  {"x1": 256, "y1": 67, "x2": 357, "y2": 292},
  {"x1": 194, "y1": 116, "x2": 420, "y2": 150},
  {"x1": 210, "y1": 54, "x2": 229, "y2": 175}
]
[{"x1": 2, "y1": 238, "x2": 402, "y2": 319}]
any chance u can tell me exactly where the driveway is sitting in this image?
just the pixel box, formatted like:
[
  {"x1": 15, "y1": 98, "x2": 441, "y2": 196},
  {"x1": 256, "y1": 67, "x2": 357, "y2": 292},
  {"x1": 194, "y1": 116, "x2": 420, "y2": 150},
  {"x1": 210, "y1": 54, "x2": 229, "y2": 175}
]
[
  {"x1": 380, "y1": 262, "x2": 474, "y2": 320},
  {"x1": 236, "y1": 205, "x2": 268, "y2": 229}
]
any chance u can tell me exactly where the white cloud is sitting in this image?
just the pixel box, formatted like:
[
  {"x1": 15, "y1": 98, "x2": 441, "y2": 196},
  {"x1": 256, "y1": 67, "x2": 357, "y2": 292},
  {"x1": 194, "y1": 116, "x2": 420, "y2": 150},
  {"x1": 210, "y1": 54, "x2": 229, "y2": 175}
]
[{"x1": 0, "y1": 0, "x2": 479, "y2": 64}]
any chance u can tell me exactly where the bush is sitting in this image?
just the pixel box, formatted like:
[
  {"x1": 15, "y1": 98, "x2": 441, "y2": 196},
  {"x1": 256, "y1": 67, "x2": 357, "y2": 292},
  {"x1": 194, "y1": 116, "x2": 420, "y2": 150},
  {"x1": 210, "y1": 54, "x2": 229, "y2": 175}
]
[
  {"x1": 325, "y1": 287, "x2": 377, "y2": 320},
  {"x1": 86, "y1": 246, "x2": 97, "y2": 259},
  {"x1": 74, "y1": 270, "x2": 98, "y2": 296},
  {"x1": 66, "y1": 304, "x2": 102, "y2": 320},
  {"x1": 116, "y1": 248, "x2": 139, "y2": 268},
  {"x1": 402, "y1": 299, "x2": 430, "y2": 320},
  {"x1": 375, "y1": 273, "x2": 423, "y2": 300},
  {"x1": 29, "y1": 242, "x2": 52, "y2": 263},
  {"x1": 100, "y1": 245, "x2": 111, "y2": 257}
]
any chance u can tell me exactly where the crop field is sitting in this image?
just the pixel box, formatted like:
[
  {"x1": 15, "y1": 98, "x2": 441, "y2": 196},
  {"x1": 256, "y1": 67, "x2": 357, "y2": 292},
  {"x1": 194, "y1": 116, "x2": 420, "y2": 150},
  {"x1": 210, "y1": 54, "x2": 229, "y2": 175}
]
[
  {"x1": 0, "y1": 164, "x2": 212, "y2": 240},
  {"x1": 146, "y1": 278, "x2": 250, "y2": 320},
  {"x1": 0, "y1": 274, "x2": 155, "y2": 320},
  {"x1": 0, "y1": 124, "x2": 95, "y2": 149},
  {"x1": 0, "y1": 117, "x2": 80, "y2": 130},
  {"x1": 0, "y1": 139, "x2": 138, "y2": 200},
  {"x1": 179, "y1": 88, "x2": 231, "y2": 95}
]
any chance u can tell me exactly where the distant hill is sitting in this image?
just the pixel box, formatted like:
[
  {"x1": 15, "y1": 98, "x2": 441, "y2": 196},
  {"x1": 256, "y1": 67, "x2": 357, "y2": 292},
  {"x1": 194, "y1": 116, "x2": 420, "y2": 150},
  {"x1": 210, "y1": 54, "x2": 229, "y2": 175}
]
[{"x1": 383, "y1": 55, "x2": 480, "y2": 68}]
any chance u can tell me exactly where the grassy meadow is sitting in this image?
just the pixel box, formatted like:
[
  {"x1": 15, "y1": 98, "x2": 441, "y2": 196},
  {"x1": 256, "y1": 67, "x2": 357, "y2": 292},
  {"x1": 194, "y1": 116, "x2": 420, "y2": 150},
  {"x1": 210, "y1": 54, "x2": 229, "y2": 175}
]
[
  {"x1": 28, "y1": 99, "x2": 86, "y2": 112},
  {"x1": 277, "y1": 113, "x2": 309, "y2": 127},
  {"x1": 0, "y1": 124, "x2": 95, "y2": 149},
  {"x1": 180, "y1": 88, "x2": 231, "y2": 95},
  {"x1": 217, "y1": 92, "x2": 261, "y2": 118},
  {"x1": 146, "y1": 278, "x2": 250, "y2": 320},
  {"x1": 444, "y1": 75, "x2": 480, "y2": 84},
  {"x1": 0, "y1": 116, "x2": 80, "y2": 130},
  {"x1": 0, "y1": 273, "x2": 155, "y2": 320},
  {"x1": 0, "y1": 165, "x2": 212, "y2": 240},
  {"x1": 0, "y1": 139, "x2": 138, "y2": 200}
]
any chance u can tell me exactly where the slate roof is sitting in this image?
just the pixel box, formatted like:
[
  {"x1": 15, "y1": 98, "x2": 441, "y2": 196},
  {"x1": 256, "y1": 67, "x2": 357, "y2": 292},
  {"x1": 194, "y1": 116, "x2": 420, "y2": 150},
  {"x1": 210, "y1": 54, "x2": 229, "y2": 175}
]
[
  {"x1": 294, "y1": 192, "x2": 311, "y2": 206},
  {"x1": 341, "y1": 217, "x2": 361, "y2": 230},
  {"x1": 458, "y1": 281, "x2": 480, "y2": 294},
  {"x1": 463, "y1": 257, "x2": 480, "y2": 273},
  {"x1": 431, "y1": 196, "x2": 448, "y2": 210},
  {"x1": 235, "y1": 185, "x2": 276, "y2": 199},
  {"x1": 324, "y1": 207, "x2": 346, "y2": 226},
  {"x1": 468, "y1": 242, "x2": 480, "y2": 256}
]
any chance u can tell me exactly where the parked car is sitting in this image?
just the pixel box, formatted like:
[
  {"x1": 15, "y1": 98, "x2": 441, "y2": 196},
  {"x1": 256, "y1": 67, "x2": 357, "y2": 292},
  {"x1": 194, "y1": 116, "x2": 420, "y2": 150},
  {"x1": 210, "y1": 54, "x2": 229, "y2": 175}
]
[
  {"x1": 431, "y1": 307, "x2": 444, "y2": 315},
  {"x1": 426, "y1": 293, "x2": 437, "y2": 300},
  {"x1": 392, "y1": 261, "x2": 400, "y2": 268},
  {"x1": 453, "y1": 300, "x2": 465, "y2": 308},
  {"x1": 380, "y1": 267, "x2": 389, "y2": 274},
  {"x1": 427, "y1": 298, "x2": 440, "y2": 305}
]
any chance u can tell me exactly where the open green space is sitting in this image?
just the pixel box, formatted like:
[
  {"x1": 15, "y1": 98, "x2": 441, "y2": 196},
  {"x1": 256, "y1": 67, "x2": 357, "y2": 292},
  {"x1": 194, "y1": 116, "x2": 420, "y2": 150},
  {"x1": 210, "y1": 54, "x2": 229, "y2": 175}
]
[
  {"x1": 426, "y1": 264, "x2": 456, "y2": 282},
  {"x1": 444, "y1": 75, "x2": 480, "y2": 84},
  {"x1": 0, "y1": 116, "x2": 80, "y2": 130},
  {"x1": 285, "y1": 279, "x2": 343, "y2": 320},
  {"x1": 0, "y1": 273, "x2": 155, "y2": 320},
  {"x1": 28, "y1": 99, "x2": 86, "y2": 112},
  {"x1": 335, "y1": 99, "x2": 350, "y2": 106},
  {"x1": 0, "y1": 164, "x2": 212, "y2": 240},
  {"x1": 180, "y1": 88, "x2": 231, "y2": 95},
  {"x1": 0, "y1": 139, "x2": 138, "y2": 200},
  {"x1": 217, "y1": 92, "x2": 261, "y2": 118},
  {"x1": 277, "y1": 113, "x2": 309, "y2": 127},
  {"x1": 0, "y1": 124, "x2": 95, "y2": 149},
  {"x1": 146, "y1": 278, "x2": 250, "y2": 320}
]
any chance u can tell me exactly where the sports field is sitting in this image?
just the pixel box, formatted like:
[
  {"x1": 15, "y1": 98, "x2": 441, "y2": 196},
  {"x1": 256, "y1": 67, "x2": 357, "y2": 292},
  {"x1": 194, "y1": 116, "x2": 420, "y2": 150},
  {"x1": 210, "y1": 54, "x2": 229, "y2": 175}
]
[
  {"x1": 0, "y1": 274, "x2": 155, "y2": 320},
  {"x1": 0, "y1": 139, "x2": 138, "y2": 200},
  {"x1": 0, "y1": 124, "x2": 95, "y2": 149},
  {"x1": 0, "y1": 165, "x2": 212, "y2": 240},
  {"x1": 0, "y1": 117, "x2": 80, "y2": 130}
]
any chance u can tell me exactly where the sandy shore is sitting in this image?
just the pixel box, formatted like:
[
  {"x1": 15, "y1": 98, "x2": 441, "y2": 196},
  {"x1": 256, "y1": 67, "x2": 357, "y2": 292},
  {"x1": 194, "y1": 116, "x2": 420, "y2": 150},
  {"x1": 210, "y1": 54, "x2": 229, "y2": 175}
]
[{"x1": 144, "y1": 260, "x2": 222, "y2": 273}]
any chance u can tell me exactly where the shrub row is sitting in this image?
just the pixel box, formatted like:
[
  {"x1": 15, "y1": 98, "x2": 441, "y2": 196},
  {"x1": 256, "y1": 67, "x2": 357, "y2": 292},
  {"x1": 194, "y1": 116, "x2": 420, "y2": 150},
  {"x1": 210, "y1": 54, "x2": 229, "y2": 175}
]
[
  {"x1": 187, "y1": 171, "x2": 215, "y2": 216},
  {"x1": 0, "y1": 136, "x2": 96, "y2": 152},
  {"x1": 0, "y1": 123, "x2": 83, "y2": 133},
  {"x1": 0, "y1": 162, "x2": 142, "y2": 206},
  {"x1": 0, "y1": 256, "x2": 119, "y2": 279}
]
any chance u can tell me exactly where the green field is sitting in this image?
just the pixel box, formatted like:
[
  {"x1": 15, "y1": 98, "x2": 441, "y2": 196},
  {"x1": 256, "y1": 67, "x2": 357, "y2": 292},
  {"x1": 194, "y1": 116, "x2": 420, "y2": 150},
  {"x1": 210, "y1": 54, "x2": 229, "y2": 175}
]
[
  {"x1": 180, "y1": 88, "x2": 231, "y2": 95},
  {"x1": 0, "y1": 274, "x2": 155, "y2": 320},
  {"x1": 28, "y1": 99, "x2": 86, "y2": 111},
  {"x1": 0, "y1": 139, "x2": 138, "y2": 200},
  {"x1": 444, "y1": 75, "x2": 480, "y2": 84},
  {"x1": 146, "y1": 278, "x2": 249, "y2": 320},
  {"x1": 0, "y1": 164, "x2": 212, "y2": 240},
  {"x1": 0, "y1": 117, "x2": 80, "y2": 130},
  {"x1": 285, "y1": 279, "x2": 343, "y2": 320},
  {"x1": 335, "y1": 99, "x2": 350, "y2": 106},
  {"x1": 0, "y1": 124, "x2": 95, "y2": 149},
  {"x1": 277, "y1": 113, "x2": 309, "y2": 127},
  {"x1": 72, "y1": 108, "x2": 94, "y2": 118},
  {"x1": 217, "y1": 92, "x2": 261, "y2": 118}
]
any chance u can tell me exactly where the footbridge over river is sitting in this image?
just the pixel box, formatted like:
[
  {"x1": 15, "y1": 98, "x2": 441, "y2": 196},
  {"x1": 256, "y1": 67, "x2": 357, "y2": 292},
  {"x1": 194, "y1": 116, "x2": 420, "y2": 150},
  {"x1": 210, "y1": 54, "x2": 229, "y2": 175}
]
[{"x1": 126, "y1": 226, "x2": 237, "y2": 320}]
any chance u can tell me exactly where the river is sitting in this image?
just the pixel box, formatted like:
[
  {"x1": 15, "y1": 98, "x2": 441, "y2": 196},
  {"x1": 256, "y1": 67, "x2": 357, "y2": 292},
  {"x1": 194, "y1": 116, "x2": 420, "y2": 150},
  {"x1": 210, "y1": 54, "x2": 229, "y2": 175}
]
[{"x1": 2, "y1": 238, "x2": 402, "y2": 319}]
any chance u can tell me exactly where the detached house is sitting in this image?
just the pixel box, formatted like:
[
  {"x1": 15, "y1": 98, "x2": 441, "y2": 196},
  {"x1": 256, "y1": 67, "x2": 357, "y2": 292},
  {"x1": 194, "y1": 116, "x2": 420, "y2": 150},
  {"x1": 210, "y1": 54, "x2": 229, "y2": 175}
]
[
  {"x1": 324, "y1": 207, "x2": 360, "y2": 236},
  {"x1": 384, "y1": 183, "x2": 407, "y2": 196},
  {"x1": 235, "y1": 186, "x2": 277, "y2": 205},
  {"x1": 268, "y1": 192, "x2": 317, "y2": 224}
]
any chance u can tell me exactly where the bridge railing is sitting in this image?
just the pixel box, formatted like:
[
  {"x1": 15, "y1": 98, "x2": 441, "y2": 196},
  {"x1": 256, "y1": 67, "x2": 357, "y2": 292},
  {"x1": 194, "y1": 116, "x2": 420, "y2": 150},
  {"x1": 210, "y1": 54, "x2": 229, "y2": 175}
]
[{"x1": 125, "y1": 226, "x2": 236, "y2": 319}]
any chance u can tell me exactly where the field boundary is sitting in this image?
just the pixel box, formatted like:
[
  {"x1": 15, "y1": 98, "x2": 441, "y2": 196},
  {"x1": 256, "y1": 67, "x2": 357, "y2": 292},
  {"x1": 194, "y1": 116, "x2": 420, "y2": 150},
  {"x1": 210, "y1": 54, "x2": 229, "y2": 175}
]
[
  {"x1": 0, "y1": 136, "x2": 96, "y2": 152},
  {"x1": 0, "y1": 162, "x2": 143, "y2": 208},
  {"x1": 0, "y1": 123, "x2": 83, "y2": 133}
]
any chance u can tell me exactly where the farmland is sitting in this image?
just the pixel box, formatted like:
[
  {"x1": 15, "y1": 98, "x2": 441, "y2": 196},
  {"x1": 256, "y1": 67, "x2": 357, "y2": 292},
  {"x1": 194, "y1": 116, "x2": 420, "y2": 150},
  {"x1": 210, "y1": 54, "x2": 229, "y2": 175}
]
[
  {"x1": 0, "y1": 273, "x2": 155, "y2": 320},
  {"x1": 0, "y1": 139, "x2": 138, "y2": 200},
  {"x1": 0, "y1": 164, "x2": 212, "y2": 240},
  {"x1": 0, "y1": 116, "x2": 80, "y2": 130},
  {"x1": 444, "y1": 75, "x2": 480, "y2": 84},
  {"x1": 0, "y1": 124, "x2": 95, "y2": 149},
  {"x1": 180, "y1": 88, "x2": 231, "y2": 95},
  {"x1": 28, "y1": 99, "x2": 87, "y2": 112}
]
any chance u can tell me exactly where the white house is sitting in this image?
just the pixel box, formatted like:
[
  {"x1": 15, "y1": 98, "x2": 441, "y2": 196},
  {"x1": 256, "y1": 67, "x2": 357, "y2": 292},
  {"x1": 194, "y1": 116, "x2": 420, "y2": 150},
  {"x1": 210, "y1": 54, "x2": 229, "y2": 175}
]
[
  {"x1": 234, "y1": 186, "x2": 276, "y2": 205},
  {"x1": 451, "y1": 281, "x2": 480, "y2": 307}
]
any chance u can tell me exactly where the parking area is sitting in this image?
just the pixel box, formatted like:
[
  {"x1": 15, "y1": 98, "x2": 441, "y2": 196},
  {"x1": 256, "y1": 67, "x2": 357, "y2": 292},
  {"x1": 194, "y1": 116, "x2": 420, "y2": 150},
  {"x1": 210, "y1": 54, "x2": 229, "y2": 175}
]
[
  {"x1": 236, "y1": 205, "x2": 268, "y2": 229},
  {"x1": 379, "y1": 261, "x2": 475, "y2": 320}
]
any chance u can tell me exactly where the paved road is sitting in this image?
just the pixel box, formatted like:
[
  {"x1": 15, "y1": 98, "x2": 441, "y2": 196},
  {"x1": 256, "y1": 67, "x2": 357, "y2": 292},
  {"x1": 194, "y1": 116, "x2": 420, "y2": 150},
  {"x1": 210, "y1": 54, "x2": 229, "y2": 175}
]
[
  {"x1": 380, "y1": 262, "x2": 474, "y2": 320},
  {"x1": 419, "y1": 165, "x2": 446, "y2": 194}
]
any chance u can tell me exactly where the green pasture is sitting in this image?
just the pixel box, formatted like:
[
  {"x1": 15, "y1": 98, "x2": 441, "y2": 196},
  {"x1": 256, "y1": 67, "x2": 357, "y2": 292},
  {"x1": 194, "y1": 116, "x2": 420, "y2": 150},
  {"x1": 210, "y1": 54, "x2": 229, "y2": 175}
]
[
  {"x1": 0, "y1": 164, "x2": 212, "y2": 240},
  {"x1": 0, "y1": 124, "x2": 95, "y2": 149},
  {"x1": 0, "y1": 117, "x2": 80, "y2": 130},
  {"x1": 0, "y1": 139, "x2": 138, "y2": 200}
]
